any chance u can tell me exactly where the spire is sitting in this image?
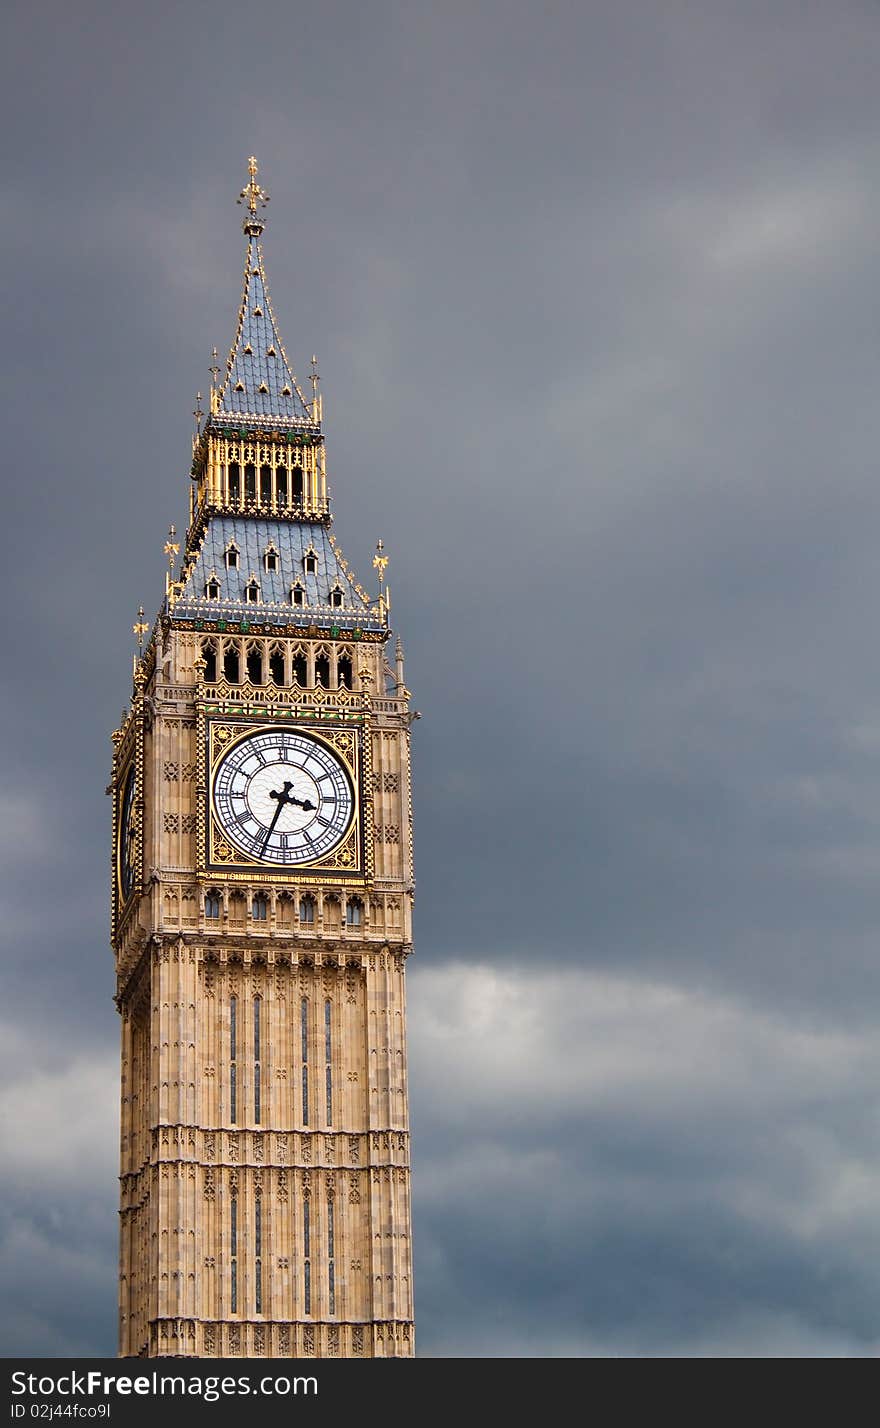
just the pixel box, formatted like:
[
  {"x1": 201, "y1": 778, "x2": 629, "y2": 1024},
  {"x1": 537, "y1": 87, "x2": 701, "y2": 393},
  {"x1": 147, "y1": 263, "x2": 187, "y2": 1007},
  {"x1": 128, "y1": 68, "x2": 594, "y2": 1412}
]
[{"x1": 211, "y1": 158, "x2": 313, "y2": 426}]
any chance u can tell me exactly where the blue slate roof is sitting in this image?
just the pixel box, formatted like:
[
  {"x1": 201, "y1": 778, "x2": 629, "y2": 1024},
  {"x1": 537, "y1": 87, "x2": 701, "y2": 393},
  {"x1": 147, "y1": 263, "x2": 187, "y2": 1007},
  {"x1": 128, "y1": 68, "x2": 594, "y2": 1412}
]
[
  {"x1": 214, "y1": 233, "x2": 313, "y2": 424},
  {"x1": 173, "y1": 517, "x2": 384, "y2": 633}
]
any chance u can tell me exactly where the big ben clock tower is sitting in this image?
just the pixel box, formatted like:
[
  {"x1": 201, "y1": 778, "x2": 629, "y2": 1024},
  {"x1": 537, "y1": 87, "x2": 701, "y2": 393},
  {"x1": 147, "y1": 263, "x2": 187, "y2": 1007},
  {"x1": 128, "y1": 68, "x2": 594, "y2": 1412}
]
[{"x1": 109, "y1": 160, "x2": 416, "y2": 1359}]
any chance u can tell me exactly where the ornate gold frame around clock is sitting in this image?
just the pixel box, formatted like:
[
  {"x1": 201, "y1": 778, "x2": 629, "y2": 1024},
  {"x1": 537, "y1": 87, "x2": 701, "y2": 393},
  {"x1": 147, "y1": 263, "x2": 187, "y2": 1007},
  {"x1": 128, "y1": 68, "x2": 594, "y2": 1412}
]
[
  {"x1": 199, "y1": 708, "x2": 372, "y2": 884},
  {"x1": 110, "y1": 696, "x2": 145, "y2": 942}
]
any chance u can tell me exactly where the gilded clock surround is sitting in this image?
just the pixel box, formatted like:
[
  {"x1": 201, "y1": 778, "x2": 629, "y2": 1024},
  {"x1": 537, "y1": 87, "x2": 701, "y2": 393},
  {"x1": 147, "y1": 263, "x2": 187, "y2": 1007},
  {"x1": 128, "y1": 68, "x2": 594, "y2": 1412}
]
[
  {"x1": 109, "y1": 161, "x2": 416, "y2": 1360},
  {"x1": 205, "y1": 716, "x2": 367, "y2": 878}
]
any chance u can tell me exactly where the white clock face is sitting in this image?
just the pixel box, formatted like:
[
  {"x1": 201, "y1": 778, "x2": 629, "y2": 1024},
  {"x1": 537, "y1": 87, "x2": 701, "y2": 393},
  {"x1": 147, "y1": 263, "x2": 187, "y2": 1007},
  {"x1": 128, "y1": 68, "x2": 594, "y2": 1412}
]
[{"x1": 212, "y1": 727, "x2": 355, "y2": 866}]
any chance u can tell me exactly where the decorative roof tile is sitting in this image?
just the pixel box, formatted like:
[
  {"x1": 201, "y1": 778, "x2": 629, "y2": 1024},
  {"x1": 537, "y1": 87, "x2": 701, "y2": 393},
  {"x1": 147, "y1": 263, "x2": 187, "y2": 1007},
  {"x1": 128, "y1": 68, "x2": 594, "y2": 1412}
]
[
  {"x1": 214, "y1": 233, "x2": 313, "y2": 424},
  {"x1": 173, "y1": 518, "x2": 383, "y2": 633}
]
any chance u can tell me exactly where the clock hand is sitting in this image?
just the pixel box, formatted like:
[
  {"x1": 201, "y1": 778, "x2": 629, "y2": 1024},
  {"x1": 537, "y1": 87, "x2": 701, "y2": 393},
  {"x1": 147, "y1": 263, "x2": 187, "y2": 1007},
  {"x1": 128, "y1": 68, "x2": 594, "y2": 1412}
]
[
  {"x1": 270, "y1": 784, "x2": 314, "y2": 811},
  {"x1": 261, "y1": 781, "x2": 294, "y2": 853},
  {"x1": 261, "y1": 782, "x2": 316, "y2": 854}
]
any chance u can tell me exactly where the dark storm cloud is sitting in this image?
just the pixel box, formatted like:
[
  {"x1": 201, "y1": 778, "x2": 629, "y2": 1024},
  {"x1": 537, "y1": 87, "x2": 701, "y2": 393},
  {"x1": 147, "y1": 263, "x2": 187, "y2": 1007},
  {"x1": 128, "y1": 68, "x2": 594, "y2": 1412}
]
[{"x1": 2, "y1": 0, "x2": 880, "y2": 1355}]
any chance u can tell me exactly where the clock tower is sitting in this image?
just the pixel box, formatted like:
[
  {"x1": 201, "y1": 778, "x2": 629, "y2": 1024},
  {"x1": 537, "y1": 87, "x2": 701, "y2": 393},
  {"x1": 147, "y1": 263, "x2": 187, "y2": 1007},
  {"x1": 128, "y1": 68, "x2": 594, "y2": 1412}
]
[{"x1": 110, "y1": 160, "x2": 416, "y2": 1359}]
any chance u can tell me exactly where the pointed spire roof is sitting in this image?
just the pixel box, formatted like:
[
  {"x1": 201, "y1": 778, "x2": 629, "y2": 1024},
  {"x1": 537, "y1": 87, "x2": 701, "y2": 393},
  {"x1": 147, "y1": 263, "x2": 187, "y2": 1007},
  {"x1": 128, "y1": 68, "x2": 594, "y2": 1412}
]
[{"x1": 212, "y1": 158, "x2": 314, "y2": 427}]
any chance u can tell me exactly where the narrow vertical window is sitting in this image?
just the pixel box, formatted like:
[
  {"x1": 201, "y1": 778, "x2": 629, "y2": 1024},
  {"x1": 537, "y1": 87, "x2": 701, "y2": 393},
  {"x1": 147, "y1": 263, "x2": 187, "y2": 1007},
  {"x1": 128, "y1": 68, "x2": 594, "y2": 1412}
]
[
  {"x1": 230, "y1": 1195, "x2": 238, "y2": 1313},
  {"x1": 230, "y1": 995, "x2": 237, "y2": 1123},
  {"x1": 303, "y1": 1199, "x2": 311, "y2": 1315},
  {"x1": 328, "y1": 1196, "x2": 336, "y2": 1315},
  {"x1": 301, "y1": 997, "x2": 309, "y2": 1126},
  {"x1": 255, "y1": 1196, "x2": 263, "y2": 1315},
  {"x1": 254, "y1": 996, "x2": 261, "y2": 1124},
  {"x1": 325, "y1": 999, "x2": 332, "y2": 1126}
]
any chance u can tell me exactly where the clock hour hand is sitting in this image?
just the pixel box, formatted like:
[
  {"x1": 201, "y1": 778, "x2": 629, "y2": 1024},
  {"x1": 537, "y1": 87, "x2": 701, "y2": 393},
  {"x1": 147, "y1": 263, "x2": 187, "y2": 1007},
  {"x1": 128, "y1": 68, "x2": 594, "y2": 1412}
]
[
  {"x1": 270, "y1": 781, "x2": 315, "y2": 813},
  {"x1": 261, "y1": 781, "x2": 293, "y2": 853},
  {"x1": 262, "y1": 781, "x2": 315, "y2": 854}
]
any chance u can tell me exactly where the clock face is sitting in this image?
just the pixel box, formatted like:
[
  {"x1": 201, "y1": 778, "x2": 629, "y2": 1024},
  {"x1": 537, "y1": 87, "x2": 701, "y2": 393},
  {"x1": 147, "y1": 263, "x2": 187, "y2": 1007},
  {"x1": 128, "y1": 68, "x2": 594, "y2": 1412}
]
[
  {"x1": 118, "y1": 765, "x2": 136, "y2": 900},
  {"x1": 212, "y1": 727, "x2": 355, "y2": 866}
]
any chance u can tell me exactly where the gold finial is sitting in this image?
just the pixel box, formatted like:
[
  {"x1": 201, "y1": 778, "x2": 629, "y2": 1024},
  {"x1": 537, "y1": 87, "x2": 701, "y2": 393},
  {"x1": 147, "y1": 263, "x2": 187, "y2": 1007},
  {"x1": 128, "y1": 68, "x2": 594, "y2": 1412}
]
[
  {"x1": 238, "y1": 156, "x2": 270, "y2": 216},
  {"x1": 132, "y1": 606, "x2": 149, "y2": 650},
  {"x1": 164, "y1": 525, "x2": 180, "y2": 572},
  {"x1": 373, "y1": 539, "x2": 390, "y2": 618}
]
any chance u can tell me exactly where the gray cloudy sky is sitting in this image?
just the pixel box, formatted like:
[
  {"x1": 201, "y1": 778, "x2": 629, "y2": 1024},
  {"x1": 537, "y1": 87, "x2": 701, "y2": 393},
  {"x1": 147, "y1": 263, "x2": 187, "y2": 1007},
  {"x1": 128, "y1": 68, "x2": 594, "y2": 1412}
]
[{"x1": 3, "y1": 0, "x2": 880, "y2": 1357}]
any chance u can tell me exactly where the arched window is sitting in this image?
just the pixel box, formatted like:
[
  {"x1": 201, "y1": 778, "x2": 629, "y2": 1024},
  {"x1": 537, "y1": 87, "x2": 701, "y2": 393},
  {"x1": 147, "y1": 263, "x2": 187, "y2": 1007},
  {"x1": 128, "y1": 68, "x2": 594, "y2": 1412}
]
[
  {"x1": 269, "y1": 648, "x2": 284, "y2": 686},
  {"x1": 223, "y1": 646, "x2": 240, "y2": 683},
  {"x1": 292, "y1": 466, "x2": 304, "y2": 505},
  {"x1": 246, "y1": 646, "x2": 262, "y2": 684},
  {"x1": 201, "y1": 640, "x2": 217, "y2": 682},
  {"x1": 325, "y1": 1000, "x2": 333, "y2": 1129},
  {"x1": 205, "y1": 575, "x2": 220, "y2": 600},
  {"x1": 276, "y1": 467, "x2": 288, "y2": 507},
  {"x1": 337, "y1": 654, "x2": 353, "y2": 689},
  {"x1": 254, "y1": 997, "x2": 262, "y2": 1127},
  {"x1": 230, "y1": 1193, "x2": 238, "y2": 1312},
  {"x1": 315, "y1": 653, "x2": 330, "y2": 688},
  {"x1": 299, "y1": 895, "x2": 315, "y2": 924},
  {"x1": 327, "y1": 1192, "x2": 335, "y2": 1310},
  {"x1": 345, "y1": 898, "x2": 362, "y2": 928},
  {"x1": 245, "y1": 464, "x2": 256, "y2": 502},
  {"x1": 264, "y1": 546, "x2": 279, "y2": 574},
  {"x1": 301, "y1": 998, "x2": 310, "y2": 1130},
  {"x1": 292, "y1": 652, "x2": 308, "y2": 686},
  {"x1": 246, "y1": 579, "x2": 260, "y2": 604},
  {"x1": 205, "y1": 891, "x2": 221, "y2": 919},
  {"x1": 229, "y1": 994, "x2": 238, "y2": 1126},
  {"x1": 252, "y1": 894, "x2": 268, "y2": 921},
  {"x1": 254, "y1": 1194, "x2": 263, "y2": 1310},
  {"x1": 260, "y1": 465, "x2": 272, "y2": 504},
  {"x1": 228, "y1": 462, "x2": 241, "y2": 504},
  {"x1": 330, "y1": 586, "x2": 344, "y2": 608},
  {"x1": 291, "y1": 583, "x2": 305, "y2": 607},
  {"x1": 303, "y1": 549, "x2": 317, "y2": 575},
  {"x1": 225, "y1": 544, "x2": 239, "y2": 569}
]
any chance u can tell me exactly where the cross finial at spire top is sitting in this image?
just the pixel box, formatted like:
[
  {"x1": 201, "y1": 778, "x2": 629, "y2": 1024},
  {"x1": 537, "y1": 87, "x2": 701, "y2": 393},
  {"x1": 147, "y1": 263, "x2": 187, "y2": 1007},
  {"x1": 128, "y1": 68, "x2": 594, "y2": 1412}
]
[{"x1": 238, "y1": 155, "x2": 270, "y2": 216}]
